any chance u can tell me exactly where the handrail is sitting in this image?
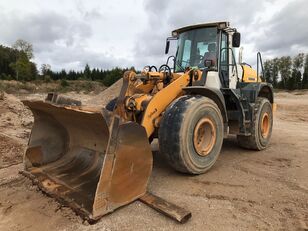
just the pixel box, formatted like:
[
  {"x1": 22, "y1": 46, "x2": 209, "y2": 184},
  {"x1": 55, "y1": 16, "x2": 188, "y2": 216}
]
[
  {"x1": 166, "y1": 55, "x2": 176, "y2": 71},
  {"x1": 257, "y1": 52, "x2": 264, "y2": 82},
  {"x1": 220, "y1": 47, "x2": 239, "y2": 87}
]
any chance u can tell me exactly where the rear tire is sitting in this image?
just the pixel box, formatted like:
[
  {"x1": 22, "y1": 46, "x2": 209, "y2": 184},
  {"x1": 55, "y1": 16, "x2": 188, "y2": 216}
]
[
  {"x1": 237, "y1": 97, "x2": 273, "y2": 150},
  {"x1": 159, "y1": 95, "x2": 224, "y2": 174}
]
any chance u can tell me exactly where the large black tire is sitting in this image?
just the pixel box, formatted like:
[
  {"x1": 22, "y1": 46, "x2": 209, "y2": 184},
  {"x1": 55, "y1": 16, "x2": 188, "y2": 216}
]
[
  {"x1": 237, "y1": 97, "x2": 273, "y2": 150},
  {"x1": 159, "y1": 95, "x2": 224, "y2": 174}
]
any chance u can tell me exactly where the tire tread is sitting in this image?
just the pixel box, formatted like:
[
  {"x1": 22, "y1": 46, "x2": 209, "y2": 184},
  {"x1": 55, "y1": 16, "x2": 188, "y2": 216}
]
[{"x1": 237, "y1": 97, "x2": 272, "y2": 150}]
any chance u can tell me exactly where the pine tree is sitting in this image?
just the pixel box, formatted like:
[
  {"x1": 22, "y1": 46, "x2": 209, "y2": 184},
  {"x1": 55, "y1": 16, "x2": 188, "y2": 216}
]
[
  {"x1": 84, "y1": 64, "x2": 91, "y2": 80},
  {"x1": 59, "y1": 69, "x2": 67, "y2": 80}
]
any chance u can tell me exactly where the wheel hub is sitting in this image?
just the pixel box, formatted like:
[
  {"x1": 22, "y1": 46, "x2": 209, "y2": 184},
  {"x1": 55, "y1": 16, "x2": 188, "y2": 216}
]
[
  {"x1": 261, "y1": 112, "x2": 270, "y2": 138},
  {"x1": 193, "y1": 118, "x2": 216, "y2": 156}
]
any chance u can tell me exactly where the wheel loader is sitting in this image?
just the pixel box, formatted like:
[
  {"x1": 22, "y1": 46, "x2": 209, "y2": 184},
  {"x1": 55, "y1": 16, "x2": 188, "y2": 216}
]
[{"x1": 21, "y1": 21, "x2": 274, "y2": 223}]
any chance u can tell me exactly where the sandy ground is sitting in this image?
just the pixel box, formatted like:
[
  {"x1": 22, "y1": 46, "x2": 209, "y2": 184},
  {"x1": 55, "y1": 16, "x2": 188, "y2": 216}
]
[{"x1": 0, "y1": 87, "x2": 307, "y2": 231}]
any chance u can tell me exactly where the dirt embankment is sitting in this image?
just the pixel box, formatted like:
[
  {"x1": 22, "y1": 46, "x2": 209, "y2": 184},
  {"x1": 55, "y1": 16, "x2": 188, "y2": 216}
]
[
  {"x1": 0, "y1": 79, "x2": 122, "y2": 168},
  {"x1": 0, "y1": 92, "x2": 33, "y2": 140},
  {"x1": 275, "y1": 91, "x2": 308, "y2": 123},
  {"x1": 0, "y1": 92, "x2": 33, "y2": 168},
  {"x1": 0, "y1": 87, "x2": 307, "y2": 231},
  {"x1": 83, "y1": 78, "x2": 122, "y2": 106},
  {"x1": 0, "y1": 80, "x2": 106, "y2": 95}
]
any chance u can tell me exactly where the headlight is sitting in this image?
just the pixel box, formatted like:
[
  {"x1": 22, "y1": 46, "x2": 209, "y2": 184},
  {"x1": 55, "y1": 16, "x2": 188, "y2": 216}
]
[{"x1": 172, "y1": 31, "x2": 178, "y2": 37}]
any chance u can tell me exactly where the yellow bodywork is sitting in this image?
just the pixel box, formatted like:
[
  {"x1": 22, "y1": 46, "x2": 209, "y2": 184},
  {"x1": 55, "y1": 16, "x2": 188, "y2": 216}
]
[
  {"x1": 121, "y1": 70, "x2": 202, "y2": 137},
  {"x1": 140, "y1": 73, "x2": 190, "y2": 136},
  {"x1": 241, "y1": 64, "x2": 261, "y2": 83}
]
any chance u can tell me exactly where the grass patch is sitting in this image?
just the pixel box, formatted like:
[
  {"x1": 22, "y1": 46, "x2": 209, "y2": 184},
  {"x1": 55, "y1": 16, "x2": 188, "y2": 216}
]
[{"x1": 0, "y1": 80, "x2": 106, "y2": 94}]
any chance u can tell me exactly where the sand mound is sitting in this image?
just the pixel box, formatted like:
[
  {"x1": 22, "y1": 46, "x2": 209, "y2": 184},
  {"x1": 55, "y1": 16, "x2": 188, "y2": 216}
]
[
  {"x1": 0, "y1": 91, "x2": 4, "y2": 100},
  {"x1": 84, "y1": 79, "x2": 123, "y2": 106},
  {"x1": 0, "y1": 92, "x2": 33, "y2": 143},
  {"x1": 0, "y1": 93, "x2": 32, "y2": 167},
  {"x1": 0, "y1": 134, "x2": 25, "y2": 168},
  {"x1": 0, "y1": 81, "x2": 123, "y2": 169}
]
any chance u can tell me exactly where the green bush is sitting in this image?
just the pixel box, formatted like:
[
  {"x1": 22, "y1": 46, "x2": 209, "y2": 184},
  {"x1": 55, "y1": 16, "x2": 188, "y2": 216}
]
[
  {"x1": 44, "y1": 75, "x2": 52, "y2": 83},
  {"x1": 60, "y1": 79, "x2": 69, "y2": 87},
  {"x1": 102, "y1": 74, "x2": 121, "y2": 87},
  {"x1": 0, "y1": 73, "x2": 13, "y2": 80},
  {"x1": 81, "y1": 81, "x2": 94, "y2": 92}
]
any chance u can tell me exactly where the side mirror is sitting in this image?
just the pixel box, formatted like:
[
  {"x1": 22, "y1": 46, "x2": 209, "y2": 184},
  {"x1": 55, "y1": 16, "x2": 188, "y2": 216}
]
[
  {"x1": 232, "y1": 32, "x2": 241, "y2": 48},
  {"x1": 204, "y1": 59, "x2": 213, "y2": 68},
  {"x1": 165, "y1": 40, "x2": 170, "y2": 54}
]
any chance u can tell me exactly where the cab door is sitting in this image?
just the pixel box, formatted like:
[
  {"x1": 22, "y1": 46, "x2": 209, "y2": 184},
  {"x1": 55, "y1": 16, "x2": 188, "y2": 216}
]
[{"x1": 219, "y1": 32, "x2": 229, "y2": 88}]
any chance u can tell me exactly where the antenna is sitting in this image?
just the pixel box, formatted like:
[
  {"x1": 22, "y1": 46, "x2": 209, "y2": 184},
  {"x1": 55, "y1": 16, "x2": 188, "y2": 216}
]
[{"x1": 238, "y1": 47, "x2": 243, "y2": 64}]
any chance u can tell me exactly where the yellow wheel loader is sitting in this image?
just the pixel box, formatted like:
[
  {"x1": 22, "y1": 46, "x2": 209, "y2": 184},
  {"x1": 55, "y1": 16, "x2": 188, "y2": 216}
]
[{"x1": 21, "y1": 21, "x2": 274, "y2": 223}]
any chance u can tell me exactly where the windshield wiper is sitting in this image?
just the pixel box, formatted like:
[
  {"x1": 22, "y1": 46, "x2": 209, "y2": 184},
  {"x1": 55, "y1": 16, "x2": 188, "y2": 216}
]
[
  {"x1": 176, "y1": 60, "x2": 185, "y2": 72},
  {"x1": 174, "y1": 46, "x2": 185, "y2": 72}
]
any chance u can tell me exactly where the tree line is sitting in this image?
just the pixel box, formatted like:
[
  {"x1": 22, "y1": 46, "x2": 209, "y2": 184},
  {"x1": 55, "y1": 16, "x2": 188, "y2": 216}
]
[
  {"x1": 0, "y1": 40, "x2": 37, "y2": 81},
  {"x1": 0, "y1": 40, "x2": 134, "y2": 86},
  {"x1": 43, "y1": 64, "x2": 134, "y2": 86},
  {"x1": 1, "y1": 39, "x2": 308, "y2": 89},
  {"x1": 263, "y1": 53, "x2": 308, "y2": 89}
]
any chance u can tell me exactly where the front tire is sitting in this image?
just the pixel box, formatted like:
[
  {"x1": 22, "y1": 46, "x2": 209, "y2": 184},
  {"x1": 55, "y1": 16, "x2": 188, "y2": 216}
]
[{"x1": 159, "y1": 95, "x2": 224, "y2": 174}]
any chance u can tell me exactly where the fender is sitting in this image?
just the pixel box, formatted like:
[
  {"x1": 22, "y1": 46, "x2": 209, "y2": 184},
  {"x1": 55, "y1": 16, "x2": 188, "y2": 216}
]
[
  {"x1": 237, "y1": 82, "x2": 274, "y2": 103},
  {"x1": 258, "y1": 83, "x2": 274, "y2": 103},
  {"x1": 183, "y1": 86, "x2": 228, "y2": 124}
]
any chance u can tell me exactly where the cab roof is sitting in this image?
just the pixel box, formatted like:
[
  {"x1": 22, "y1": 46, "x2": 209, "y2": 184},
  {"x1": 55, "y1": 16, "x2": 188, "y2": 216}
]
[{"x1": 172, "y1": 21, "x2": 230, "y2": 35}]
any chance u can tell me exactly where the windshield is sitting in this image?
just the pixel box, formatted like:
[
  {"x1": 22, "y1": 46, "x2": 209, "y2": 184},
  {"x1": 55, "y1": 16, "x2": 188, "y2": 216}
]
[{"x1": 175, "y1": 27, "x2": 218, "y2": 72}]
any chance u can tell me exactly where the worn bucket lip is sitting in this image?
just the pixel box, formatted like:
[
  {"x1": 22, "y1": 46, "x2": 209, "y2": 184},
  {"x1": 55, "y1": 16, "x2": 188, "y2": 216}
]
[
  {"x1": 19, "y1": 170, "x2": 100, "y2": 222},
  {"x1": 21, "y1": 100, "x2": 111, "y2": 222},
  {"x1": 22, "y1": 100, "x2": 104, "y2": 114}
]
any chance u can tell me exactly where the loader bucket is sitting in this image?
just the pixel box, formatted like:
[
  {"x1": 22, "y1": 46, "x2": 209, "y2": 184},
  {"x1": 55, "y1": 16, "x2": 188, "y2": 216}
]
[{"x1": 21, "y1": 100, "x2": 153, "y2": 221}]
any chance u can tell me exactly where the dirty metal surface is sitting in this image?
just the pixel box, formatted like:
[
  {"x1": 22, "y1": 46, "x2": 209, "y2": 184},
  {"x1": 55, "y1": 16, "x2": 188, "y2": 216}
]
[
  {"x1": 22, "y1": 100, "x2": 153, "y2": 221},
  {"x1": 139, "y1": 192, "x2": 192, "y2": 223}
]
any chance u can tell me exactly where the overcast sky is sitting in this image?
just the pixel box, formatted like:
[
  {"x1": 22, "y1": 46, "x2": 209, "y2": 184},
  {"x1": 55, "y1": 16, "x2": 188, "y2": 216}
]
[{"x1": 0, "y1": 0, "x2": 307, "y2": 71}]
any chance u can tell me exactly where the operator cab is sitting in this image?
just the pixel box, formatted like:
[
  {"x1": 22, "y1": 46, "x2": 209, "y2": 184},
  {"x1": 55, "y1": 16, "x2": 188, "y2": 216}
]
[
  {"x1": 175, "y1": 27, "x2": 218, "y2": 71},
  {"x1": 165, "y1": 21, "x2": 241, "y2": 89}
]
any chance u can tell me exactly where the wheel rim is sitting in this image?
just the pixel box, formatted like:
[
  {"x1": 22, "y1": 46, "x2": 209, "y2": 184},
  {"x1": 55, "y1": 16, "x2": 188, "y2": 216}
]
[
  {"x1": 261, "y1": 112, "x2": 270, "y2": 138},
  {"x1": 193, "y1": 118, "x2": 216, "y2": 156}
]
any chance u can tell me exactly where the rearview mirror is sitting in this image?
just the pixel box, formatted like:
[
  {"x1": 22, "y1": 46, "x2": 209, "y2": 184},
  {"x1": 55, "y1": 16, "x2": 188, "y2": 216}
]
[
  {"x1": 165, "y1": 40, "x2": 170, "y2": 54},
  {"x1": 232, "y1": 32, "x2": 241, "y2": 48}
]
